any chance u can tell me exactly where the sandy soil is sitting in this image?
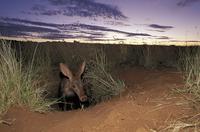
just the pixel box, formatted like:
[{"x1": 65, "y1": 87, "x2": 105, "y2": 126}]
[{"x1": 0, "y1": 67, "x2": 196, "y2": 132}]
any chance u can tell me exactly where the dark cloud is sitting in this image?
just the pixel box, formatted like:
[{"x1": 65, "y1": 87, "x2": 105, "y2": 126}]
[
  {"x1": 78, "y1": 31, "x2": 105, "y2": 37},
  {"x1": 177, "y1": 0, "x2": 200, "y2": 7},
  {"x1": 157, "y1": 36, "x2": 171, "y2": 40},
  {"x1": 26, "y1": 0, "x2": 127, "y2": 20},
  {"x1": 40, "y1": 33, "x2": 89, "y2": 40},
  {"x1": 27, "y1": 4, "x2": 62, "y2": 16},
  {"x1": 88, "y1": 38, "x2": 126, "y2": 42},
  {"x1": 148, "y1": 29, "x2": 166, "y2": 33},
  {"x1": 2, "y1": 17, "x2": 149, "y2": 37},
  {"x1": 104, "y1": 21, "x2": 131, "y2": 26},
  {"x1": 185, "y1": 40, "x2": 200, "y2": 42},
  {"x1": 40, "y1": 10, "x2": 61, "y2": 16},
  {"x1": 1, "y1": 17, "x2": 60, "y2": 28},
  {"x1": 126, "y1": 33, "x2": 151, "y2": 37},
  {"x1": 149, "y1": 24, "x2": 174, "y2": 30},
  {"x1": 0, "y1": 20, "x2": 59, "y2": 38},
  {"x1": 150, "y1": 35, "x2": 171, "y2": 40},
  {"x1": 0, "y1": 17, "x2": 151, "y2": 40},
  {"x1": 71, "y1": 23, "x2": 151, "y2": 37}
]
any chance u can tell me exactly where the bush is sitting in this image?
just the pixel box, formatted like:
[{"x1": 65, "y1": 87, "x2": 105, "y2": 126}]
[
  {"x1": 85, "y1": 49, "x2": 125, "y2": 104},
  {"x1": 0, "y1": 40, "x2": 54, "y2": 118}
]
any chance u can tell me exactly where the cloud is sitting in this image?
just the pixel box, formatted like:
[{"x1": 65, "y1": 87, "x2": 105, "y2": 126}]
[
  {"x1": 40, "y1": 33, "x2": 96, "y2": 40},
  {"x1": 177, "y1": 0, "x2": 200, "y2": 7},
  {"x1": 0, "y1": 17, "x2": 60, "y2": 28},
  {"x1": 157, "y1": 36, "x2": 171, "y2": 40},
  {"x1": 71, "y1": 23, "x2": 151, "y2": 37},
  {"x1": 104, "y1": 21, "x2": 131, "y2": 26},
  {"x1": 0, "y1": 19, "x2": 60, "y2": 38},
  {"x1": 148, "y1": 29, "x2": 166, "y2": 33},
  {"x1": 27, "y1": 4, "x2": 62, "y2": 16},
  {"x1": 25, "y1": 0, "x2": 127, "y2": 20},
  {"x1": 41, "y1": 10, "x2": 62, "y2": 16},
  {"x1": 149, "y1": 24, "x2": 174, "y2": 30},
  {"x1": 88, "y1": 38, "x2": 126, "y2": 42},
  {"x1": 0, "y1": 17, "x2": 151, "y2": 40}
]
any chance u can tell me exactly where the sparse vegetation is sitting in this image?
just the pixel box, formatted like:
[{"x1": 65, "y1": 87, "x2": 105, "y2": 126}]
[
  {"x1": 0, "y1": 40, "x2": 200, "y2": 131},
  {"x1": 85, "y1": 49, "x2": 125, "y2": 104},
  {"x1": 0, "y1": 40, "x2": 54, "y2": 118},
  {"x1": 177, "y1": 47, "x2": 200, "y2": 108},
  {"x1": 170, "y1": 47, "x2": 200, "y2": 130}
]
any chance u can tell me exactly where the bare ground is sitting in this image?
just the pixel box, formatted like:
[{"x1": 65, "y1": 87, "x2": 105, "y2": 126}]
[{"x1": 0, "y1": 67, "x2": 197, "y2": 132}]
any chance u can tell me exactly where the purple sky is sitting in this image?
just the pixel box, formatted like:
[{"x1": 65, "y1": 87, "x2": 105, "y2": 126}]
[{"x1": 0, "y1": 0, "x2": 200, "y2": 45}]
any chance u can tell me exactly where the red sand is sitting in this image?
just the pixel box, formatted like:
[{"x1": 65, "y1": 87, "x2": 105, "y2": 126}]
[{"x1": 0, "y1": 67, "x2": 195, "y2": 132}]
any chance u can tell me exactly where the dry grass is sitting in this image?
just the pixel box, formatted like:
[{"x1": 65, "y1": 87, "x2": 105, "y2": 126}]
[
  {"x1": 85, "y1": 49, "x2": 125, "y2": 104},
  {"x1": 160, "y1": 112, "x2": 200, "y2": 132},
  {"x1": 162, "y1": 121, "x2": 199, "y2": 132},
  {"x1": 0, "y1": 40, "x2": 55, "y2": 119},
  {"x1": 168, "y1": 46, "x2": 200, "y2": 132},
  {"x1": 177, "y1": 47, "x2": 200, "y2": 108}
]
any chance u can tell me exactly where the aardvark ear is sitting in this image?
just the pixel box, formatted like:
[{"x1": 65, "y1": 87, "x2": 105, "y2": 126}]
[
  {"x1": 77, "y1": 61, "x2": 86, "y2": 77},
  {"x1": 59, "y1": 63, "x2": 73, "y2": 80}
]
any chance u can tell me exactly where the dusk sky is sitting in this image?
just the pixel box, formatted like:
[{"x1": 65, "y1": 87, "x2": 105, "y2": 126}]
[{"x1": 0, "y1": 0, "x2": 200, "y2": 45}]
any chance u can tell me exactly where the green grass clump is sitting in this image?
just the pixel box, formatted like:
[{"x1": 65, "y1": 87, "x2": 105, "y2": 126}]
[
  {"x1": 85, "y1": 49, "x2": 125, "y2": 104},
  {"x1": 0, "y1": 40, "x2": 54, "y2": 118},
  {"x1": 178, "y1": 47, "x2": 200, "y2": 107}
]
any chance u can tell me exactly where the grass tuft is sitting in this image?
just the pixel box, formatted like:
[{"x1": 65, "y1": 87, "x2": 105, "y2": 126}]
[
  {"x1": 177, "y1": 47, "x2": 200, "y2": 107},
  {"x1": 0, "y1": 40, "x2": 54, "y2": 118},
  {"x1": 85, "y1": 49, "x2": 125, "y2": 104}
]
